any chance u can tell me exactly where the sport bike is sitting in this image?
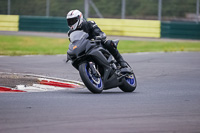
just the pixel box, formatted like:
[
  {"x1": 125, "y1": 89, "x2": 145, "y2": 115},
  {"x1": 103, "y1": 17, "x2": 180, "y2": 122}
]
[{"x1": 67, "y1": 30, "x2": 137, "y2": 93}]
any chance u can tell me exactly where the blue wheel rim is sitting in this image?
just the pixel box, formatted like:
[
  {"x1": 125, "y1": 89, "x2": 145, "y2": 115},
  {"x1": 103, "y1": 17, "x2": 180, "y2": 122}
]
[
  {"x1": 125, "y1": 75, "x2": 135, "y2": 86},
  {"x1": 85, "y1": 63, "x2": 102, "y2": 89}
]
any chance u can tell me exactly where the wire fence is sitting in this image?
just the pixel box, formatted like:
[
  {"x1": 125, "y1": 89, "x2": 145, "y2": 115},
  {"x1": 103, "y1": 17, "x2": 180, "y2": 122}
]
[{"x1": 0, "y1": 0, "x2": 199, "y2": 22}]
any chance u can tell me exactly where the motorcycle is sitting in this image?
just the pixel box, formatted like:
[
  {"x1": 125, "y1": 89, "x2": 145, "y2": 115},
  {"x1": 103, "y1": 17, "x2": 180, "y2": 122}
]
[{"x1": 67, "y1": 30, "x2": 137, "y2": 93}]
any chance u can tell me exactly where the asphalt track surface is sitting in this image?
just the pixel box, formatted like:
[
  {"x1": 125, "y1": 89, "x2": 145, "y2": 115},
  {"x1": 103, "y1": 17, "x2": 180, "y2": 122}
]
[{"x1": 0, "y1": 52, "x2": 200, "y2": 133}]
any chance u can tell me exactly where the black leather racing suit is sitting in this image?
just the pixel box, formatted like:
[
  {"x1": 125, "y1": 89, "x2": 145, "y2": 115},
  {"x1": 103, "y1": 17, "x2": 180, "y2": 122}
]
[{"x1": 68, "y1": 20, "x2": 127, "y2": 67}]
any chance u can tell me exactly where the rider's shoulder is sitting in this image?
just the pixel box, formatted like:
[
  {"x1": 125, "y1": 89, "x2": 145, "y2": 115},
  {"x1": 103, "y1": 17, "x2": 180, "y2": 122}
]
[
  {"x1": 87, "y1": 20, "x2": 98, "y2": 28},
  {"x1": 82, "y1": 20, "x2": 96, "y2": 26},
  {"x1": 87, "y1": 20, "x2": 96, "y2": 24}
]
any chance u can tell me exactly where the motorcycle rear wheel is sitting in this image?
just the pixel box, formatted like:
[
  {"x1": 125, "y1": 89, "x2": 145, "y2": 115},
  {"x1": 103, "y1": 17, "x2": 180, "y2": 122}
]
[
  {"x1": 119, "y1": 73, "x2": 137, "y2": 92},
  {"x1": 79, "y1": 62, "x2": 103, "y2": 94}
]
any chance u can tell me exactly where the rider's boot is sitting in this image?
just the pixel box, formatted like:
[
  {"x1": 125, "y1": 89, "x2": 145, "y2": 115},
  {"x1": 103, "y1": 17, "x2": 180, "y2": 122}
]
[
  {"x1": 113, "y1": 50, "x2": 129, "y2": 68},
  {"x1": 114, "y1": 50, "x2": 133, "y2": 74}
]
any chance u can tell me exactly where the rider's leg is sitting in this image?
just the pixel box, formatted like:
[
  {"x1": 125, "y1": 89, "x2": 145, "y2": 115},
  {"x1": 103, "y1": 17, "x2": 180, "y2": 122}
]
[{"x1": 103, "y1": 40, "x2": 128, "y2": 68}]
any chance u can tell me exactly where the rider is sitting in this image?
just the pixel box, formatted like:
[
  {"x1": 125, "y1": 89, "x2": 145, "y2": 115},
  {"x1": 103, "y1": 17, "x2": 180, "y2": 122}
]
[{"x1": 66, "y1": 9, "x2": 128, "y2": 68}]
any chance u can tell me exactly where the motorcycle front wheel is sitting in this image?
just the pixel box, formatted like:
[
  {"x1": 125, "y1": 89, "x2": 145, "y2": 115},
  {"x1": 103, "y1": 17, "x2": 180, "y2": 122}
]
[{"x1": 79, "y1": 62, "x2": 103, "y2": 94}]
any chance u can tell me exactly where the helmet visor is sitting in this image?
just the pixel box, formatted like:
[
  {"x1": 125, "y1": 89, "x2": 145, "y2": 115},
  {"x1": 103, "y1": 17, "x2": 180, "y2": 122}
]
[{"x1": 67, "y1": 17, "x2": 79, "y2": 27}]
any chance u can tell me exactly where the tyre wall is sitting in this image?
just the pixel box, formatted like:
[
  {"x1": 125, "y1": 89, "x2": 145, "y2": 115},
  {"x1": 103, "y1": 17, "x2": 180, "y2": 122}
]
[
  {"x1": 0, "y1": 15, "x2": 200, "y2": 40},
  {"x1": 88, "y1": 18, "x2": 161, "y2": 38},
  {"x1": 161, "y1": 21, "x2": 200, "y2": 40},
  {"x1": 19, "y1": 16, "x2": 69, "y2": 32},
  {"x1": 0, "y1": 15, "x2": 19, "y2": 31}
]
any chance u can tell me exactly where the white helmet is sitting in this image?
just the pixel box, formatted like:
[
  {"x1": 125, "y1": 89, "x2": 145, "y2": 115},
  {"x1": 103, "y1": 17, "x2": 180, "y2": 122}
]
[{"x1": 66, "y1": 10, "x2": 83, "y2": 30}]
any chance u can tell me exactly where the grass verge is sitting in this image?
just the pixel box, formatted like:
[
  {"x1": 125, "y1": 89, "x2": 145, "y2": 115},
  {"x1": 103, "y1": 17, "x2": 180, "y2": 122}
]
[{"x1": 0, "y1": 35, "x2": 200, "y2": 56}]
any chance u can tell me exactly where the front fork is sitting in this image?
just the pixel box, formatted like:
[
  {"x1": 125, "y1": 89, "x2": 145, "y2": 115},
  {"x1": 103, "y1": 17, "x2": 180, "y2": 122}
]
[{"x1": 88, "y1": 62, "x2": 101, "y2": 78}]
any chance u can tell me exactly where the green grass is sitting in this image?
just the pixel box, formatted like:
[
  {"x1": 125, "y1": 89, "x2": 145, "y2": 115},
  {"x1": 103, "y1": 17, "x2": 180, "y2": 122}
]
[
  {"x1": 0, "y1": 35, "x2": 200, "y2": 56},
  {"x1": 0, "y1": 35, "x2": 69, "y2": 56},
  {"x1": 118, "y1": 40, "x2": 200, "y2": 53}
]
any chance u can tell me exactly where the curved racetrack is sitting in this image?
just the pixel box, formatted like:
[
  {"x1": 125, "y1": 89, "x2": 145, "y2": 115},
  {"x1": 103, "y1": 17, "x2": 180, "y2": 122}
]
[{"x1": 0, "y1": 52, "x2": 200, "y2": 133}]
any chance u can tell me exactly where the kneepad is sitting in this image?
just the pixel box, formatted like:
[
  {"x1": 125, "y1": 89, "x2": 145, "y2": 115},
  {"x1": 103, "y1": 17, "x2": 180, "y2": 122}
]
[
  {"x1": 103, "y1": 40, "x2": 117, "y2": 55},
  {"x1": 104, "y1": 40, "x2": 115, "y2": 49}
]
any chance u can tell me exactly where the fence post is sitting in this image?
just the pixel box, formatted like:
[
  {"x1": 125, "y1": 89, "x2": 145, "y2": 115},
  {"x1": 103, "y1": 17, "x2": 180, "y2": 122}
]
[
  {"x1": 8, "y1": 0, "x2": 11, "y2": 15},
  {"x1": 84, "y1": 0, "x2": 89, "y2": 19},
  {"x1": 158, "y1": 0, "x2": 162, "y2": 20},
  {"x1": 89, "y1": 0, "x2": 103, "y2": 18},
  {"x1": 46, "y1": 0, "x2": 50, "y2": 17},
  {"x1": 121, "y1": 0, "x2": 126, "y2": 19},
  {"x1": 197, "y1": 0, "x2": 199, "y2": 23}
]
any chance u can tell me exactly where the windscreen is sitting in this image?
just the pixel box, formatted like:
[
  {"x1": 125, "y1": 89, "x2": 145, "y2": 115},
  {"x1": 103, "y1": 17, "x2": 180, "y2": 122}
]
[{"x1": 69, "y1": 30, "x2": 89, "y2": 43}]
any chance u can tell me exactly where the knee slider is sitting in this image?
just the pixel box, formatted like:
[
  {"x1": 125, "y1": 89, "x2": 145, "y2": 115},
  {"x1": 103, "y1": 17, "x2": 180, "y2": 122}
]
[
  {"x1": 104, "y1": 40, "x2": 117, "y2": 56},
  {"x1": 104, "y1": 40, "x2": 115, "y2": 49}
]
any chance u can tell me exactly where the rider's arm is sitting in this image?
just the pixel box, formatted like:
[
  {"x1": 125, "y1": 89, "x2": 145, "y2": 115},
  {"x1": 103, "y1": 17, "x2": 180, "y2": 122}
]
[{"x1": 88, "y1": 21, "x2": 106, "y2": 42}]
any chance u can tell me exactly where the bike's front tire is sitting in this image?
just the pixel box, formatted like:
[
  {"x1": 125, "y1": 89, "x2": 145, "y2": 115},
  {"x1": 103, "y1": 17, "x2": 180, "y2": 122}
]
[{"x1": 79, "y1": 62, "x2": 103, "y2": 94}]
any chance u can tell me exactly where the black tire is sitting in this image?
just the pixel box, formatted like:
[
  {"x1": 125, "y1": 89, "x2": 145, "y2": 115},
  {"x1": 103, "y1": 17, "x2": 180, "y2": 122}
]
[
  {"x1": 119, "y1": 72, "x2": 137, "y2": 92},
  {"x1": 79, "y1": 62, "x2": 103, "y2": 94}
]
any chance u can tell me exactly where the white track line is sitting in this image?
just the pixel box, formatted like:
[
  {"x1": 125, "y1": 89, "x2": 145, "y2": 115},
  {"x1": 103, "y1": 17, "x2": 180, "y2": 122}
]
[{"x1": 16, "y1": 84, "x2": 76, "y2": 92}]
